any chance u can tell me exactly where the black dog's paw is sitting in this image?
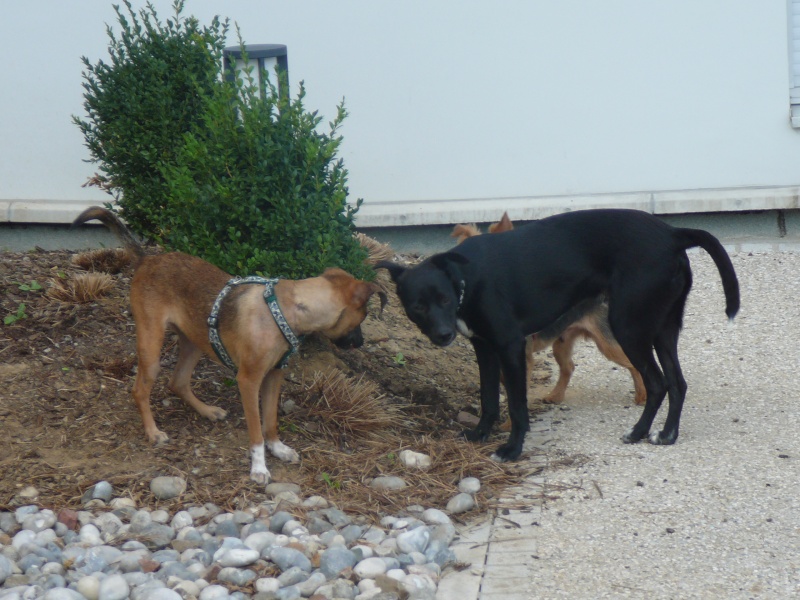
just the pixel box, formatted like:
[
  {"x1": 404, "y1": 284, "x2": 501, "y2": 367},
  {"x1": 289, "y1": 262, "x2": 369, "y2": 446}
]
[
  {"x1": 462, "y1": 428, "x2": 490, "y2": 443},
  {"x1": 621, "y1": 427, "x2": 647, "y2": 444},
  {"x1": 648, "y1": 430, "x2": 678, "y2": 445},
  {"x1": 491, "y1": 441, "x2": 522, "y2": 462}
]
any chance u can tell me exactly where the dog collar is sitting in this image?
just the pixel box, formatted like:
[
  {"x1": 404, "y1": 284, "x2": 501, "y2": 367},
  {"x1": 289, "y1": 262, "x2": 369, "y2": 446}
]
[
  {"x1": 457, "y1": 280, "x2": 466, "y2": 308},
  {"x1": 208, "y1": 276, "x2": 303, "y2": 372}
]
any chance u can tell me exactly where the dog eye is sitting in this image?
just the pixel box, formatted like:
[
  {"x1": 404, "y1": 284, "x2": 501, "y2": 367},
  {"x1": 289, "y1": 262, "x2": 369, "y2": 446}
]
[{"x1": 412, "y1": 303, "x2": 428, "y2": 315}]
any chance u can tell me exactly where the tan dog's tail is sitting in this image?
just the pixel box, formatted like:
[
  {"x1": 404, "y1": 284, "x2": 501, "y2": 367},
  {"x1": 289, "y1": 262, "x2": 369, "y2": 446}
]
[
  {"x1": 450, "y1": 223, "x2": 481, "y2": 244},
  {"x1": 72, "y1": 206, "x2": 145, "y2": 268}
]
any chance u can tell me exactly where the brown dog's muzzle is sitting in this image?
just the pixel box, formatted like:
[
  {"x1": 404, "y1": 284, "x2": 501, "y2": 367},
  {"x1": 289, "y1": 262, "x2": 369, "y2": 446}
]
[{"x1": 333, "y1": 325, "x2": 364, "y2": 349}]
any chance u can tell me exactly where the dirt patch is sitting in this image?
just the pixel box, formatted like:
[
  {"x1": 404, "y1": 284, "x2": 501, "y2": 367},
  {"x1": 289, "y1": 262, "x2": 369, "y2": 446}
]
[{"x1": 0, "y1": 246, "x2": 553, "y2": 519}]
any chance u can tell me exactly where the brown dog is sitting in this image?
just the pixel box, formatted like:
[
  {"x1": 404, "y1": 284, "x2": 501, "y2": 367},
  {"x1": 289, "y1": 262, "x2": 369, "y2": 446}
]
[
  {"x1": 452, "y1": 213, "x2": 646, "y2": 415},
  {"x1": 73, "y1": 207, "x2": 384, "y2": 485}
]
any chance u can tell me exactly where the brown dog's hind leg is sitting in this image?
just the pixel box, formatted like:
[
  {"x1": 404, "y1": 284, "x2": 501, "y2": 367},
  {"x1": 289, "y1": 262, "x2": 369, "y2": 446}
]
[
  {"x1": 629, "y1": 369, "x2": 647, "y2": 405},
  {"x1": 260, "y1": 369, "x2": 299, "y2": 464},
  {"x1": 599, "y1": 342, "x2": 647, "y2": 405},
  {"x1": 543, "y1": 333, "x2": 578, "y2": 404},
  {"x1": 132, "y1": 328, "x2": 169, "y2": 444},
  {"x1": 168, "y1": 332, "x2": 227, "y2": 421},
  {"x1": 587, "y1": 327, "x2": 647, "y2": 406}
]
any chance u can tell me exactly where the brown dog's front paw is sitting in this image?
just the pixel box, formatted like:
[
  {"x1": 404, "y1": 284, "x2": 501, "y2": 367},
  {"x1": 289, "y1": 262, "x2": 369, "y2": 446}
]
[
  {"x1": 147, "y1": 429, "x2": 169, "y2": 445},
  {"x1": 250, "y1": 468, "x2": 271, "y2": 486},
  {"x1": 250, "y1": 444, "x2": 272, "y2": 485},
  {"x1": 202, "y1": 406, "x2": 227, "y2": 421}
]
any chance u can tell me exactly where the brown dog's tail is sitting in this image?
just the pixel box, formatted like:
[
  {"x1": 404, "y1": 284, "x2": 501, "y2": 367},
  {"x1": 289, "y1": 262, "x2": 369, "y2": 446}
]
[
  {"x1": 72, "y1": 206, "x2": 145, "y2": 268},
  {"x1": 675, "y1": 228, "x2": 740, "y2": 320},
  {"x1": 450, "y1": 223, "x2": 481, "y2": 244}
]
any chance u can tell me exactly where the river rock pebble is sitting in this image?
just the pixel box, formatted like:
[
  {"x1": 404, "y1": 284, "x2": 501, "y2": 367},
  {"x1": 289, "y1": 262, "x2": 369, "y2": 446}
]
[
  {"x1": 398, "y1": 450, "x2": 432, "y2": 471},
  {"x1": 149, "y1": 476, "x2": 187, "y2": 500},
  {"x1": 92, "y1": 481, "x2": 114, "y2": 503},
  {"x1": 0, "y1": 471, "x2": 478, "y2": 599},
  {"x1": 421, "y1": 508, "x2": 451, "y2": 525},
  {"x1": 457, "y1": 477, "x2": 481, "y2": 495},
  {"x1": 446, "y1": 492, "x2": 475, "y2": 514},
  {"x1": 0, "y1": 555, "x2": 12, "y2": 585},
  {"x1": 369, "y1": 476, "x2": 407, "y2": 491},
  {"x1": 396, "y1": 527, "x2": 430, "y2": 554}
]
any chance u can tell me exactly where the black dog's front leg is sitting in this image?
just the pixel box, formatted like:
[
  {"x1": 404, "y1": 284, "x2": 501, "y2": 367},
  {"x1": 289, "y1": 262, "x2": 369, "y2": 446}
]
[
  {"x1": 463, "y1": 337, "x2": 501, "y2": 443},
  {"x1": 494, "y1": 338, "x2": 530, "y2": 461}
]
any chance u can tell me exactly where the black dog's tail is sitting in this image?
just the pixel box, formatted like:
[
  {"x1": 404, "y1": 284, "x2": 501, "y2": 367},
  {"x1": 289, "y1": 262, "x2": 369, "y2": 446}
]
[
  {"x1": 72, "y1": 206, "x2": 145, "y2": 268},
  {"x1": 675, "y1": 228, "x2": 740, "y2": 320}
]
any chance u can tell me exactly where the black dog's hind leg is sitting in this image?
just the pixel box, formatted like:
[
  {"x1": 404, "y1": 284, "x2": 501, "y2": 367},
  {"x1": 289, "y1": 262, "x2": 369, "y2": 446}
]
[
  {"x1": 620, "y1": 352, "x2": 667, "y2": 443},
  {"x1": 647, "y1": 288, "x2": 689, "y2": 444},
  {"x1": 608, "y1": 304, "x2": 668, "y2": 443},
  {"x1": 615, "y1": 263, "x2": 691, "y2": 444},
  {"x1": 494, "y1": 337, "x2": 530, "y2": 461},
  {"x1": 648, "y1": 330, "x2": 686, "y2": 445},
  {"x1": 463, "y1": 337, "x2": 502, "y2": 443}
]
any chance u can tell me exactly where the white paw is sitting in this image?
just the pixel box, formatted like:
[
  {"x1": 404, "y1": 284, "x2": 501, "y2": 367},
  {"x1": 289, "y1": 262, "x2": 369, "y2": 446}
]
[
  {"x1": 250, "y1": 444, "x2": 271, "y2": 485},
  {"x1": 268, "y1": 440, "x2": 300, "y2": 464},
  {"x1": 250, "y1": 466, "x2": 271, "y2": 486}
]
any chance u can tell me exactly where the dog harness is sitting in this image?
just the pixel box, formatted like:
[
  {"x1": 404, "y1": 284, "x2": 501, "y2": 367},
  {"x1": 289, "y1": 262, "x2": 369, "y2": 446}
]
[{"x1": 207, "y1": 276, "x2": 302, "y2": 372}]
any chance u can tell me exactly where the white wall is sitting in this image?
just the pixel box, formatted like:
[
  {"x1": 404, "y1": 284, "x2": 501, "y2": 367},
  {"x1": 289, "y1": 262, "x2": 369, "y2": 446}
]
[{"x1": 1, "y1": 1, "x2": 798, "y2": 226}]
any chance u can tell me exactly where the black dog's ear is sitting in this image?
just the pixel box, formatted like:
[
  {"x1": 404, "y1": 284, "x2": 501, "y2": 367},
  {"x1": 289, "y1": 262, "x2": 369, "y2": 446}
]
[
  {"x1": 430, "y1": 252, "x2": 469, "y2": 287},
  {"x1": 374, "y1": 260, "x2": 406, "y2": 283},
  {"x1": 431, "y1": 252, "x2": 468, "y2": 267}
]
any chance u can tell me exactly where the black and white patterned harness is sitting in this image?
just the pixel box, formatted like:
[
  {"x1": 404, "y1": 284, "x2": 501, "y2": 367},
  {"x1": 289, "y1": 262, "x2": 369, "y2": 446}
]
[{"x1": 207, "y1": 276, "x2": 302, "y2": 372}]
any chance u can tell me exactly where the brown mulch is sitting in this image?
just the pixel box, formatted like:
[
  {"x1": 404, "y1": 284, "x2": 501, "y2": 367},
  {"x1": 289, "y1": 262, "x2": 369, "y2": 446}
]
[{"x1": 0, "y1": 244, "x2": 552, "y2": 521}]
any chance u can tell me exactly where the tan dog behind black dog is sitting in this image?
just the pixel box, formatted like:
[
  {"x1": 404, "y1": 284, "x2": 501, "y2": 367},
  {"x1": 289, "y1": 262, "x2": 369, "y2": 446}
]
[
  {"x1": 452, "y1": 212, "x2": 646, "y2": 411},
  {"x1": 73, "y1": 207, "x2": 384, "y2": 485}
]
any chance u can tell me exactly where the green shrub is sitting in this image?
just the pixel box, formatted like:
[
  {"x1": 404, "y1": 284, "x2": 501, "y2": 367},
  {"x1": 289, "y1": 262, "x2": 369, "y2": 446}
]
[{"x1": 74, "y1": 0, "x2": 370, "y2": 280}]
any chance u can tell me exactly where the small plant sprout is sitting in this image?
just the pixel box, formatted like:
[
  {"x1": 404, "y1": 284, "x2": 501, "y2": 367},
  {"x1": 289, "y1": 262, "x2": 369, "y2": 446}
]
[
  {"x1": 17, "y1": 281, "x2": 42, "y2": 292},
  {"x1": 4, "y1": 303, "x2": 28, "y2": 325}
]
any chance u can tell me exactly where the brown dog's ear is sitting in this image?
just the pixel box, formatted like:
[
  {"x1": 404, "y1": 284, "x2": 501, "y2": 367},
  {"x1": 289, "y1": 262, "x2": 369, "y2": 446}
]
[
  {"x1": 375, "y1": 260, "x2": 406, "y2": 283},
  {"x1": 350, "y1": 281, "x2": 388, "y2": 318},
  {"x1": 488, "y1": 212, "x2": 514, "y2": 234}
]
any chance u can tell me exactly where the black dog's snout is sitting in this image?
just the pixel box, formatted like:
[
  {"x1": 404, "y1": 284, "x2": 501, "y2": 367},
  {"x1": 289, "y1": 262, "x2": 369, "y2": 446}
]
[
  {"x1": 333, "y1": 326, "x2": 364, "y2": 349},
  {"x1": 430, "y1": 329, "x2": 456, "y2": 347}
]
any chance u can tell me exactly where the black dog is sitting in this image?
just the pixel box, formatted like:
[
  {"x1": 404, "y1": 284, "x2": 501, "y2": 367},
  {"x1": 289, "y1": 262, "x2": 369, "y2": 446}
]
[{"x1": 377, "y1": 209, "x2": 739, "y2": 461}]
